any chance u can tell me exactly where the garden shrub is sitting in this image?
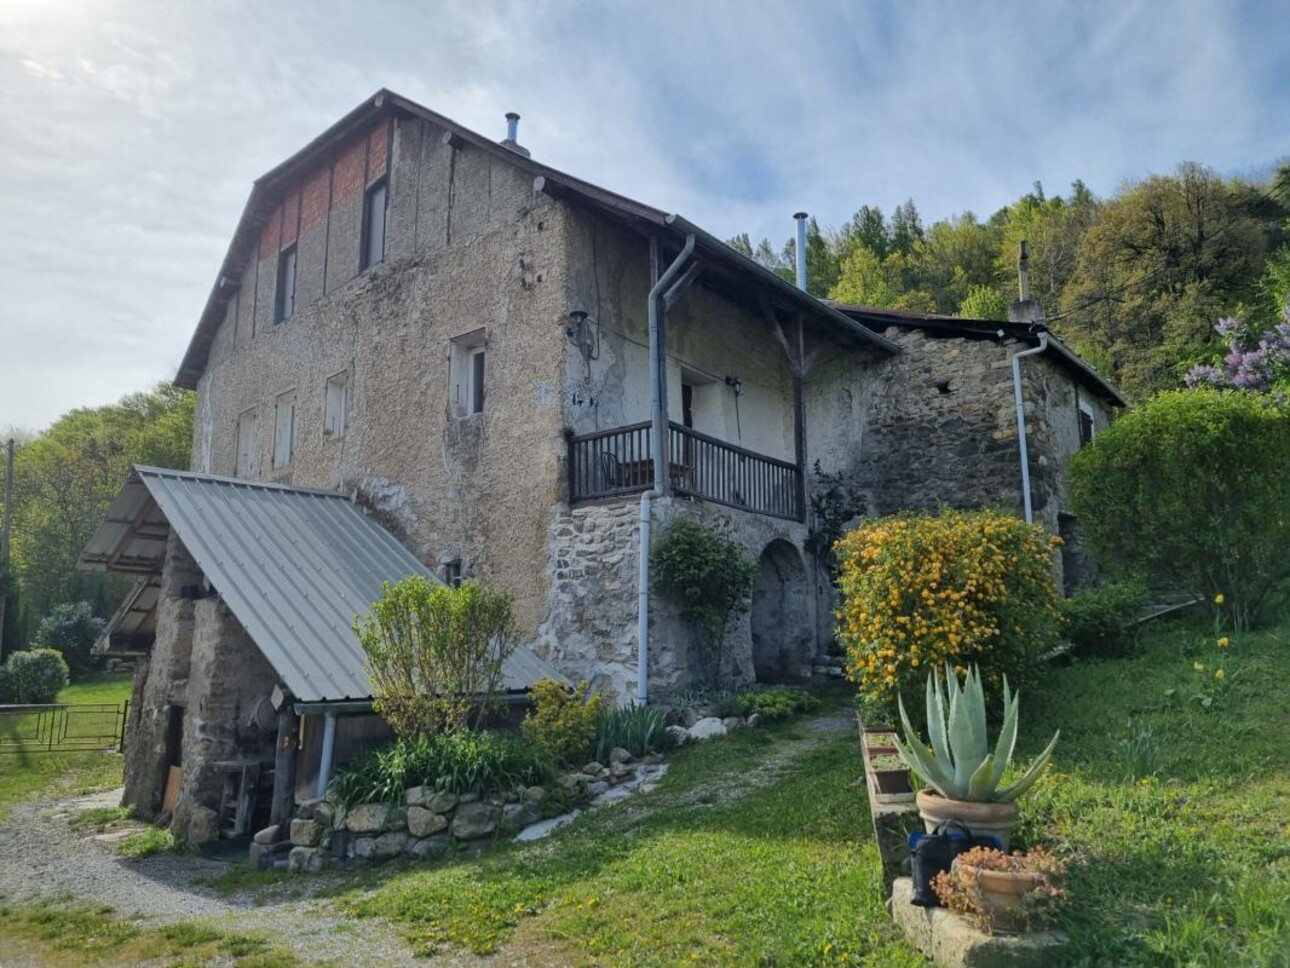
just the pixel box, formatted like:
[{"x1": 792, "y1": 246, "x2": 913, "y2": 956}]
[
  {"x1": 354, "y1": 577, "x2": 517, "y2": 738},
  {"x1": 734, "y1": 687, "x2": 820, "y2": 722},
  {"x1": 0, "y1": 648, "x2": 70, "y2": 704},
  {"x1": 329, "y1": 729, "x2": 555, "y2": 807},
  {"x1": 521, "y1": 678, "x2": 601, "y2": 766},
  {"x1": 1070, "y1": 389, "x2": 1290, "y2": 627},
  {"x1": 1061, "y1": 580, "x2": 1147, "y2": 658},
  {"x1": 652, "y1": 516, "x2": 757, "y2": 686},
  {"x1": 33, "y1": 601, "x2": 105, "y2": 678},
  {"x1": 592, "y1": 702, "x2": 668, "y2": 761},
  {"x1": 834, "y1": 508, "x2": 1062, "y2": 713}
]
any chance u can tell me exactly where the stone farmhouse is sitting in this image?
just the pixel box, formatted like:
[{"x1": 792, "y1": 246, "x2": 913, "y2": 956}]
[{"x1": 79, "y1": 91, "x2": 1124, "y2": 844}]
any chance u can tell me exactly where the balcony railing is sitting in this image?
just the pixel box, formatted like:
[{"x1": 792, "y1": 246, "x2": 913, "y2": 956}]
[{"x1": 566, "y1": 421, "x2": 803, "y2": 521}]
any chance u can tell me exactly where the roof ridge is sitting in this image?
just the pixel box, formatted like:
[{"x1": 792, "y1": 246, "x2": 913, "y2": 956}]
[{"x1": 133, "y1": 465, "x2": 351, "y2": 499}]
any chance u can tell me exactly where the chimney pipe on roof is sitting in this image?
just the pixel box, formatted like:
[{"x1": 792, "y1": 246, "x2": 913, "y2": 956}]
[
  {"x1": 1017, "y1": 240, "x2": 1031, "y2": 302},
  {"x1": 505, "y1": 112, "x2": 520, "y2": 143},
  {"x1": 793, "y1": 212, "x2": 808, "y2": 291}
]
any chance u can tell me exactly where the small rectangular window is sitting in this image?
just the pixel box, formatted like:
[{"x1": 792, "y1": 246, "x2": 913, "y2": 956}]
[
  {"x1": 235, "y1": 409, "x2": 256, "y2": 477},
  {"x1": 274, "y1": 391, "x2": 296, "y2": 468},
  {"x1": 361, "y1": 180, "x2": 388, "y2": 271},
  {"x1": 275, "y1": 246, "x2": 297, "y2": 322},
  {"x1": 324, "y1": 373, "x2": 348, "y2": 438},
  {"x1": 1078, "y1": 398, "x2": 1095, "y2": 448},
  {"x1": 442, "y1": 560, "x2": 462, "y2": 587},
  {"x1": 449, "y1": 331, "x2": 487, "y2": 418}
]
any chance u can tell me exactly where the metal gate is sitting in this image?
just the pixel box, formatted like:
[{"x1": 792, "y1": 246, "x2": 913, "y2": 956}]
[{"x1": 0, "y1": 702, "x2": 128, "y2": 754}]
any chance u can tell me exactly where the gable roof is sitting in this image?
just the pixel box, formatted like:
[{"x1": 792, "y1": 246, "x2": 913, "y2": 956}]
[
  {"x1": 79, "y1": 466, "x2": 566, "y2": 702},
  {"x1": 175, "y1": 90, "x2": 897, "y2": 389},
  {"x1": 829, "y1": 301, "x2": 1129, "y2": 407}
]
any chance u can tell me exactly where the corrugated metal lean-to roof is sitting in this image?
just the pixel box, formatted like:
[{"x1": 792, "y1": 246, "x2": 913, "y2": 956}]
[{"x1": 80, "y1": 466, "x2": 564, "y2": 703}]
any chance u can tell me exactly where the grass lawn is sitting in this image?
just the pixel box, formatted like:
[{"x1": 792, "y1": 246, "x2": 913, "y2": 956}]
[{"x1": 0, "y1": 673, "x2": 131, "y2": 820}]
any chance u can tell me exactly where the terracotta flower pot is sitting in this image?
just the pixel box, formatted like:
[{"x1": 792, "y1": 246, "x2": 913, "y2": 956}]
[
  {"x1": 951, "y1": 858, "x2": 1047, "y2": 934},
  {"x1": 916, "y1": 789, "x2": 1018, "y2": 849}
]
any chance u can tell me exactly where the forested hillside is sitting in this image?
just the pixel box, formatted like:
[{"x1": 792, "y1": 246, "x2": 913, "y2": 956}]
[
  {"x1": 0, "y1": 385, "x2": 192, "y2": 654},
  {"x1": 731, "y1": 161, "x2": 1290, "y2": 399}
]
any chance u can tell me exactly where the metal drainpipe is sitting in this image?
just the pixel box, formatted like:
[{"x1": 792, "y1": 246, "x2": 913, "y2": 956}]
[
  {"x1": 637, "y1": 232, "x2": 697, "y2": 705},
  {"x1": 1011, "y1": 333, "x2": 1049, "y2": 524},
  {"x1": 315, "y1": 711, "x2": 338, "y2": 798}
]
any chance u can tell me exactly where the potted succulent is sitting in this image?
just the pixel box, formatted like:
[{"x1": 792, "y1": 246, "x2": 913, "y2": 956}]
[
  {"x1": 931, "y1": 846, "x2": 1067, "y2": 934},
  {"x1": 892, "y1": 664, "x2": 1058, "y2": 849}
]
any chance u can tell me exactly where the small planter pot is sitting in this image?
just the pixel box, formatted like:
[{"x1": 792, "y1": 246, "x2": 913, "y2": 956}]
[
  {"x1": 872, "y1": 767, "x2": 913, "y2": 796},
  {"x1": 951, "y1": 858, "x2": 1048, "y2": 934},
  {"x1": 916, "y1": 789, "x2": 1018, "y2": 850},
  {"x1": 862, "y1": 731, "x2": 899, "y2": 749}
]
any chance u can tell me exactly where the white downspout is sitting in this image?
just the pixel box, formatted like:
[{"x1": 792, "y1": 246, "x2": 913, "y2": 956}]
[
  {"x1": 1011, "y1": 334, "x2": 1049, "y2": 524},
  {"x1": 315, "y1": 711, "x2": 338, "y2": 798}
]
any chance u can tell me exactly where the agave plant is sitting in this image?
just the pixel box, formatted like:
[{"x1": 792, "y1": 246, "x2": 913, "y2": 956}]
[{"x1": 892, "y1": 664, "x2": 1058, "y2": 803}]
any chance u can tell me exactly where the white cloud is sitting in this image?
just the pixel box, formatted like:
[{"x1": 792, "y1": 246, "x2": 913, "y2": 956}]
[{"x1": 0, "y1": 0, "x2": 1284, "y2": 429}]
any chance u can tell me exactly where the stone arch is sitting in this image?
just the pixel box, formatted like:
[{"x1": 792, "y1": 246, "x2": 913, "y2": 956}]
[{"x1": 750, "y1": 539, "x2": 811, "y2": 683}]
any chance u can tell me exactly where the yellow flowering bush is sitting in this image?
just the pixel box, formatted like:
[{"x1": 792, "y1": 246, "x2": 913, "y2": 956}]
[{"x1": 835, "y1": 509, "x2": 1062, "y2": 711}]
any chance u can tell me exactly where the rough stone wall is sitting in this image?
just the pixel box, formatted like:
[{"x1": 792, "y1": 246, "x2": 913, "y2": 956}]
[
  {"x1": 171, "y1": 597, "x2": 280, "y2": 845},
  {"x1": 122, "y1": 531, "x2": 201, "y2": 816},
  {"x1": 191, "y1": 117, "x2": 572, "y2": 636},
  {"x1": 533, "y1": 496, "x2": 814, "y2": 701}
]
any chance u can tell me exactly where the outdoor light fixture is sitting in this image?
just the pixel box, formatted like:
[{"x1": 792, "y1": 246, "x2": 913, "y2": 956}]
[
  {"x1": 565, "y1": 310, "x2": 588, "y2": 339},
  {"x1": 725, "y1": 374, "x2": 743, "y2": 397}
]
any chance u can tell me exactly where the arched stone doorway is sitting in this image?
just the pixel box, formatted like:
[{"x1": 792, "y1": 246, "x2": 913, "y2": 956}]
[{"x1": 750, "y1": 539, "x2": 811, "y2": 683}]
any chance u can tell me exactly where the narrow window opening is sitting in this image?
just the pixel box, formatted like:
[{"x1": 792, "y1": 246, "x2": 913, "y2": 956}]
[
  {"x1": 324, "y1": 373, "x2": 348, "y2": 438},
  {"x1": 274, "y1": 391, "x2": 296, "y2": 469},
  {"x1": 442, "y1": 560, "x2": 463, "y2": 587},
  {"x1": 450, "y1": 331, "x2": 487, "y2": 418},
  {"x1": 360, "y1": 179, "x2": 388, "y2": 271},
  {"x1": 275, "y1": 245, "x2": 297, "y2": 322},
  {"x1": 235, "y1": 409, "x2": 257, "y2": 477},
  {"x1": 1078, "y1": 398, "x2": 1096, "y2": 448}
]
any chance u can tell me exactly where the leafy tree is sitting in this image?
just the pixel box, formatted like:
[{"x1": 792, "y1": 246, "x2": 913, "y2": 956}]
[
  {"x1": 0, "y1": 648, "x2": 69, "y2": 704},
  {"x1": 33, "y1": 601, "x2": 105, "y2": 678},
  {"x1": 958, "y1": 284, "x2": 1010, "y2": 321},
  {"x1": 831, "y1": 244, "x2": 896, "y2": 307},
  {"x1": 652, "y1": 517, "x2": 757, "y2": 687},
  {"x1": 1069, "y1": 389, "x2": 1290, "y2": 626},
  {"x1": 2, "y1": 384, "x2": 192, "y2": 644},
  {"x1": 890, "y1": 199, "x2": 925, "y2": 255},
  {"x1": 354, "y1": 576, "x2": 518, "y2": 738}
]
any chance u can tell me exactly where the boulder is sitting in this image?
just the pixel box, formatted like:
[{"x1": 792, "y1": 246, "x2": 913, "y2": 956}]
[
  {"x1": 500, "y1": 802, "x2": 541, "y2": 833},
  {"x1": 345, "y1": 802, "x2": 390, "y2": 834},
  {"x1": 287, "y1": 845, "x2": 327, "y2": 874},
  {"x1": 407, "y1": 806, "x2": 449, "y2": 838},
  {"x1": 424, "y1": 791, "x2": 459, "y2": 814},
  {"x1": 523, "y1": 786, "x2": 546, "y2": 803},
  {"x1": 351, "y1": 836, "x2": 376, "y2": 860},
  {"x1": 608, "y1": 747, "x2": 634, "y2": 765},
  {"x1": 559, "y1": 773, "x2": 584, "y2": 790},
  {"x1": 587, "y1": 780, "x2": 610, "y2": 797},
  {"x1": 408, "y1": 834, "x2": 450, "y2": 859},
  {"x1": 404, "y1": 785, "x2": 429, "y2": 807},
  {"x1": 371, "y1": 830, "x2": 409, "y2": 859},
  {"x1": 289, "y1": 818, "x2": 324, "y2": 847},
  {"x1": 252, "y1": 824, "x2": 282, "y2": 846},
  {"x1": 384, "y1": 806, "x2": 407, "y2": 831},
  {"x1": 687, "y1": 717, "x2": 728, "y2": 741},
  {"x1": 248, "y1": 841, "x2": 289, "y2": 871},
  {"x1": 582, "y1": 761, "x2": 605, "y2": 777},
  {"x1": 722, "y1": 717, "x2": 744, "y2": 731},
  {"x1": 310, "y1": 801, "x2": 336, "y2": 828},
  {"x1": 296, "y1": 797, "x2": 325, "y2": 820},
  {"x1": 450, "y1": 801, "x2": 500, "y2": 841},
  {"x1": 665, "y1": 725, "x2": 690, "y2": 747},
  {"x1": 609, "y1": 761, "x2": 632, "y2": 781},
  {"x1": 457, "y1": 791, "x2": 480, "y2": 805}
]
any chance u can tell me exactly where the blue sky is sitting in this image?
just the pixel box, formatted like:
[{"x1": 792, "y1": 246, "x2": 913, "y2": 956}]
[{"x1": 1, "y1": 0, "x2": 1286, "y2": 429}]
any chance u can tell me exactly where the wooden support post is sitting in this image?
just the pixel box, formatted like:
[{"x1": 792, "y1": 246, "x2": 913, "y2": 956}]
[
  {"x1": 794, "y1": 315, "x2": 808, "y2": 522},
  {"x1": 270, "y1": 705, "x2": 299, "y2": 825}
]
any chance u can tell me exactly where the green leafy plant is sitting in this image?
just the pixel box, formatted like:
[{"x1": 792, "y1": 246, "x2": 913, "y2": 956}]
[
  {"x1": 592, "y1": 703, "x2": 668, "y2": 761},
  {"x1": 1061, "y1": 580, "x2": 1147, "y2": 659},
  {"x1": 521, "y1": 678, "x2": 601, "y2": 766},
  {"x1": 804, "y1": 461, "x2": 866, "y2": 568},
  {"x1": 734, "y1": 687, "x2": 821, "y2": 722},
  {"x1": 32, "y1": 601, "x2": 105, "y2": 678},
  {"x1": 652, "y1": 517, "x2": 757, "y2": 687},
  {"x1": 329, "y1": 730, "x2": 554, "y2": 807},
  {"x1": 354, "y1": 577, "x2": 518, "y2": 738},
  {"x1": 113, "y1": 827, "x2": 177, "y2": 858},
  {"x1": 1117, "y1": 720, "x2": 1164, "y2": 780},
  {"x1": 1069, "y1": 389, "x2": 1290, "y2": 626},
  {"x1": 892, "y1": 664, "x2": 1058, "y2": 803},
  {"x1": 0, "y1": 648, "x2": 69, "y2": 704}
]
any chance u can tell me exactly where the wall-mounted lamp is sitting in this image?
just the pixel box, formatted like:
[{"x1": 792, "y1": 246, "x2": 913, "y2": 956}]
[
  {"x1": 565, "y1": 309, "x2": 599, "y2": 363},
  {"x1": 724, "y1": 374, "x2": 743, "y2": 397},
  {"x1": 565, "y1": 310, "x2": 588, "y2": 340}
]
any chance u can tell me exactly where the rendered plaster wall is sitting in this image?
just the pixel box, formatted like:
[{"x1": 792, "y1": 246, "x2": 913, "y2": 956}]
[
  {"x1": 533, "y1": 496, "x2": 814, "y2": 701},
  {"x1": 561, "y1": 214, "x2": 797, "y2": 463},
  {"x1": 122, "y1": 532, "x2": 201, "y2": 816},
  {"x1": 170, "y1": 597, "x2": 279, "y2": 845},
  {"x1": 192, "y1": 117, "x2": 572, "y2": 635}
]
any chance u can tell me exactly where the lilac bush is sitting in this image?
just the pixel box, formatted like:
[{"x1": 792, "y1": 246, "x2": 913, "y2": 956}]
[{"x1": 1186, "y1": 308, "x2": 1290, "y2": 392}]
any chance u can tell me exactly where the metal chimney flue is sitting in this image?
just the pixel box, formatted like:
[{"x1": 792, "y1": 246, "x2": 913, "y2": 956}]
[
  {"x1": 500, "y1": 112, "x2": 530, "y2": 157},
  {"x1": 793, "y1": 212, "x2": 808, "y2": 291}
]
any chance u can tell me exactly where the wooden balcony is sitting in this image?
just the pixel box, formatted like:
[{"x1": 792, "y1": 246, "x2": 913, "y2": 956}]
[{"x1": 566, "y1": 421, "x2": 804, "y2": 522}]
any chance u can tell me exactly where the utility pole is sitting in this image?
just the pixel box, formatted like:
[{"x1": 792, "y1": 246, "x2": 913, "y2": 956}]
[{"x1": 0, "y1": 438, "x2": 13, "y2": 658}]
